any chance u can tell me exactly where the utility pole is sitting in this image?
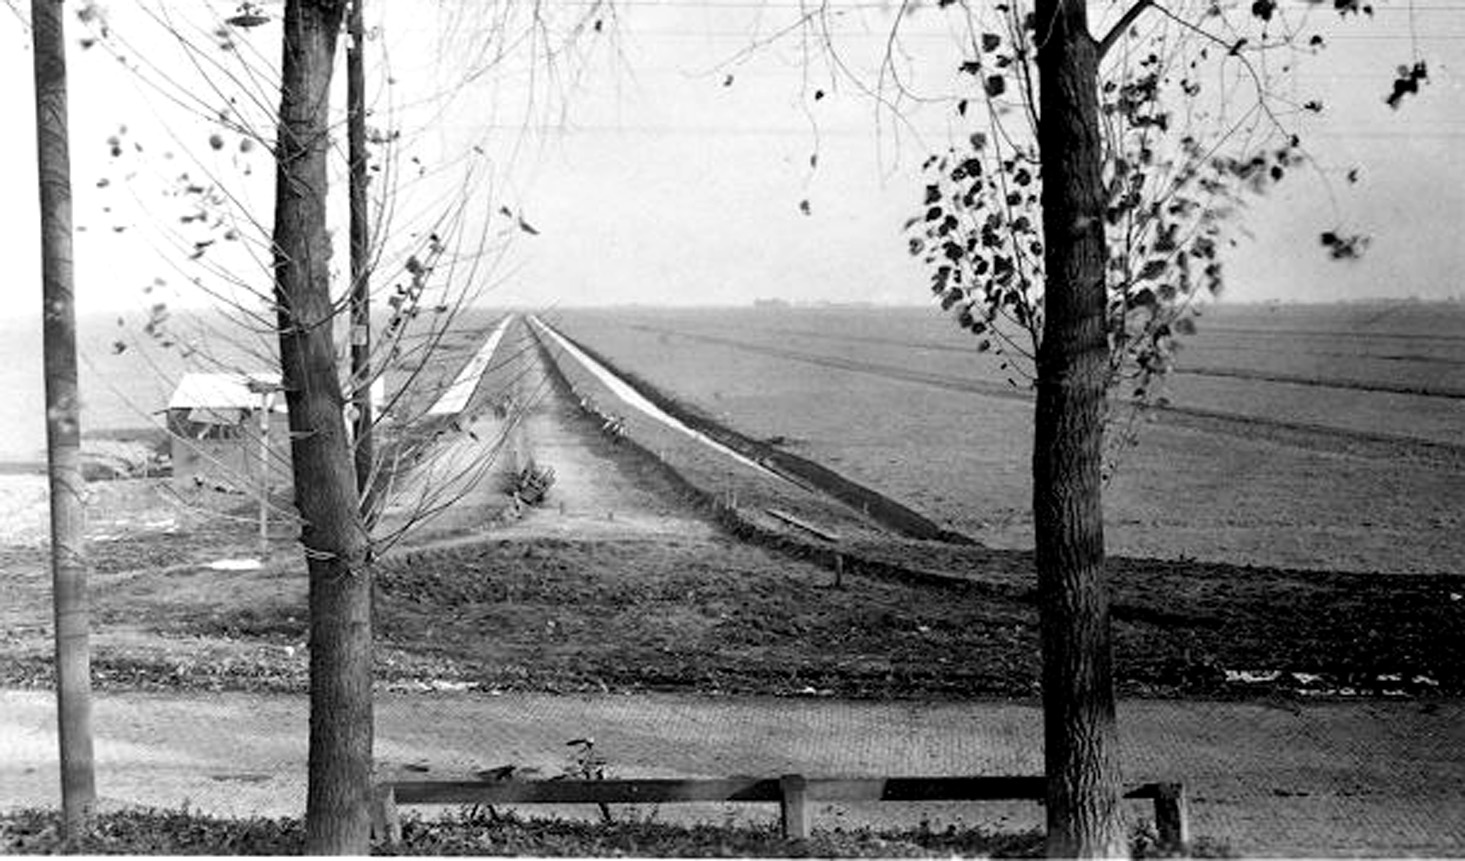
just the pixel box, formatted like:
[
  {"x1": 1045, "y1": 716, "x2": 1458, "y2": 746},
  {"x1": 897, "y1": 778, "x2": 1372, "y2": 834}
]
[
  {"x1": 32, "y1": 0, "x2": 97, "y2": 837},
  {"x1": 248, "y1": 376, "x2": 278, "y2": 559}
]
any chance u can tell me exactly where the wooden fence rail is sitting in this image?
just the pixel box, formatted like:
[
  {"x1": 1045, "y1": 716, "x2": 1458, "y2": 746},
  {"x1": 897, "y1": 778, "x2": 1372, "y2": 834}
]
[{"x1": 372, "y1": 774, "x2": 1187, "y2": 850}]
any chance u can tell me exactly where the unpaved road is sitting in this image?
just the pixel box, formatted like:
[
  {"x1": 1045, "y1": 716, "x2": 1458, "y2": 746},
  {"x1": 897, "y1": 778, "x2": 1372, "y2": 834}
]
[
  {"x1": 376, "y1": 319, "x2": 713, "y2": 546},
  {"x1": 4, "y1": 690, "x2": 1463, "y2": 857}
]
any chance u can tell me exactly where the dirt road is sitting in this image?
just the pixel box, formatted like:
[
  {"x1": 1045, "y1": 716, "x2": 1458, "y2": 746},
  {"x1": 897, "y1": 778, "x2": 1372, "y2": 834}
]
[
  {"x1": 4, "y1": 690, "x2": 1463, "y2": 857},
  {"x1": 375, "y1": 319, "x2": 713, "y2": 546}
]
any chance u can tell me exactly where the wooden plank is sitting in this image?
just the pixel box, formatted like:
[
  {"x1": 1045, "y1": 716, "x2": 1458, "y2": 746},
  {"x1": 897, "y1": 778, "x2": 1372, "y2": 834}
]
[
  {"x1": 780, "y1": 774, "x2": 809, "y2": 839},
  {"x1": 1126, "y1": 781, "x2": 1190, "y2": 852},
  {"x1": 371, "y1": 784, "x2": 402, "y2": 846},
  {"x1": 764, "y1": 508, "x2": 840, "y2": 542},
  {"x1": 1153, "y1": 782, "x2": 1189, "y2": 852},
  {"x1": 806, "y1": 776, "x2": 1047, "y2": 802},
  {"x1": 391, "y1": 777, "x2": 784, "y2": 806},
  {"x1": 385, "y1": 775, "x2": 1051, "y2": 808}
]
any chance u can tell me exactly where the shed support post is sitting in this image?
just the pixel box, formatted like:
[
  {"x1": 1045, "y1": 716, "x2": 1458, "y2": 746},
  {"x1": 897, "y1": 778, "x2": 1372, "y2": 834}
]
[
  {"x1": 779, "y1": 773, "x2": 809, "y2": 839},
  {"x1": 258, "y1": 390, "x2": 270, "y2": 558}
]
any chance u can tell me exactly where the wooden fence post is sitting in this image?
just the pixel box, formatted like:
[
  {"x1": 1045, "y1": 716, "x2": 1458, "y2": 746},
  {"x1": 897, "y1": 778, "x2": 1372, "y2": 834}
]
[
  {"x1": 779, "y1": 773, "x2": 809, "y2": 839},
  {"x1": 371, "y1": 784, "x2": 402, "y2": 847},
  {"x1": 1153, "y1": 782, "x2": 1188, "y2": 852}
]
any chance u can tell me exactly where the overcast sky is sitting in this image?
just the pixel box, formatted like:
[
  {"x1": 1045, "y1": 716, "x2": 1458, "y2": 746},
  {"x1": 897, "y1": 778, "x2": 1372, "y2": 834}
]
[{"x1": 2, "y1": 0, "x2": 1462, "y2": 319}]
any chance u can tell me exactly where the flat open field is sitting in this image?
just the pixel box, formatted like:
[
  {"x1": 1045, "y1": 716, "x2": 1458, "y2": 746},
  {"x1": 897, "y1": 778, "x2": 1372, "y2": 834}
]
[
  {"x1": 548, "y1": 302, "x2": 1465, "y2": 575},
  {"x1": 4, "y1": 308, "x2": 1463, "y2": 854}
]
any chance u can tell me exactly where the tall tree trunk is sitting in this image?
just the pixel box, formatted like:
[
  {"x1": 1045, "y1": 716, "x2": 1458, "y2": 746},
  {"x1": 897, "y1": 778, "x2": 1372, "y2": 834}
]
[
  {"x1": 271, "y1": 1, "x2": 374, "y2": 853},
  {"x1": 347, "y1": 0, "x2": 374, "y2": 516},
  {"x1": 1032, "y1": 0, "x2": 1125, "y2": 856},
  {"x1": 33, "y1": 0, "x2": 97, "y2": 839}
]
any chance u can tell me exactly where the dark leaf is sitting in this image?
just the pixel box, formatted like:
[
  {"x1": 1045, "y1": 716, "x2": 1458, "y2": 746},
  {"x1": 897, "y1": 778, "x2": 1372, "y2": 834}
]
[
  {"x1": 984, "y1": 75, "x2": 1006, "y2": 97},
  {"x1": 1127, "y1": 287, "x2": 1157, "y2": 309},
  {"x1": 1130, "y1": 257, "x2": 1166, "y2": 281},
  {"x1": 225, "y1": 12, "x2": 269, "y2": 28},
  {"x1": 1385, "y1": 61, "x2": 1428, "y2": 109}
]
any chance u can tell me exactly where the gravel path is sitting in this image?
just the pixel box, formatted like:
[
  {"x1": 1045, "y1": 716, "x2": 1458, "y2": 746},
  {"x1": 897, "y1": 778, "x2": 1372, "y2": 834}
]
[{"x1": 3, "y1": 690, "x2": 1462, "y2": 856}]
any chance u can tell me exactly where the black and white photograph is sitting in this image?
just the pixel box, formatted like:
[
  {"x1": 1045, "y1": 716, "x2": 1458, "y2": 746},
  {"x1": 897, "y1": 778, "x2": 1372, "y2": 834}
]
[{"x1": 1, "y1": 0, "x2": 1461, "y2": 855}]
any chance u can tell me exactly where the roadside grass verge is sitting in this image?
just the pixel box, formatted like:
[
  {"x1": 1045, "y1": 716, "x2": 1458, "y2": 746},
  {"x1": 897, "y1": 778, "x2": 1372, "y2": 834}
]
[{"x1": 0, "y1": 806, "x2": 1048, "y2": 856}]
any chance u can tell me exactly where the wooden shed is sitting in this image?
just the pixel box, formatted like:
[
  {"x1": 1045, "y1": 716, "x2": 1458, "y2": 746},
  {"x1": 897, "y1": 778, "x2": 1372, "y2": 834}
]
[{"x1": 165, "y1": 372, "x2": 290, "y2": 493}]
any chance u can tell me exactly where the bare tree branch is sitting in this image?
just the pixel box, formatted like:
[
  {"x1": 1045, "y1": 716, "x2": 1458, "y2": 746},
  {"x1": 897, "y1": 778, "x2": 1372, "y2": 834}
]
[{"x1": 1097, "y1": 0, "x2": 1153, "y2": 62}]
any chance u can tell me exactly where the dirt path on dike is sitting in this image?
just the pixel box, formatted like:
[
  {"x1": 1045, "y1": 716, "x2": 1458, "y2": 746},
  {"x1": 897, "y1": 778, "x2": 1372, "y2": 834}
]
[{"x1": 374, "y1": 321, "x2": 714, "y2": 549}]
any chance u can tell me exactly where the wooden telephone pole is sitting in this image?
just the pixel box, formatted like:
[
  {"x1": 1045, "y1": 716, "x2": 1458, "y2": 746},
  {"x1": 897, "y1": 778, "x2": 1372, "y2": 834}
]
[{"x1": 33, "y1": 0, "x2": 97, "y2": 837}]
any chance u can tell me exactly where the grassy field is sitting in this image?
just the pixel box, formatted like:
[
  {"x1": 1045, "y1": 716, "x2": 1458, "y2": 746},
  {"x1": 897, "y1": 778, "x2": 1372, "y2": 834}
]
[{"x1": 547, "y1": 302, "x2": 1465, "y2": 574}]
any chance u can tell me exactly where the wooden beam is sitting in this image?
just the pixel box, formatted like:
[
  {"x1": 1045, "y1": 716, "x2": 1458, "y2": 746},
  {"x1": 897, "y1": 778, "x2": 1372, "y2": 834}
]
[
  {"x1": 374, "y1": 775, "x2": 1177, "y2": 848},
  {"x1": 812, "y1": 775, "x2": 1046, "y2": 802},
  {"x1": 1124, "y1": 781, "x2": 1190, "y2": 852},
  {"x1": 391, "y1": 777, "x2": 783, "y2": 806},
  {"x1": 1153, "y1": 782, "x2": 1189, "y2": 851},
  {"x1": 370, "y1": 783, "x2": 401, "y2": 845},
  {"x1": 780, "y1": 774, "x2": 809, "y2": 839},
  {"x1": 386, "y1": 775, "x2": 1050, "y2": 808}
]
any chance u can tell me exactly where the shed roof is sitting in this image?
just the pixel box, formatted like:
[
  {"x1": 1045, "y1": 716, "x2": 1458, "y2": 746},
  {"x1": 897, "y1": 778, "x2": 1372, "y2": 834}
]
[{"x1": 167, "y1": 372, "x2": 282, "y2": 411}]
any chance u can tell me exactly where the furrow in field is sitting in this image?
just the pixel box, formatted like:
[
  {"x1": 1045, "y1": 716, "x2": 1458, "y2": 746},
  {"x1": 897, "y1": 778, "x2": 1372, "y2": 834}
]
[
  {"x1": 1200, "y1": 324, "x2": 1465, "y2": 345},
  {"x1": 1174, "y1": 364, "x2": 1465, "y2": 400},
  {"x1": 618, "y1": 321, "x2": 1465, "y2": 472},
  {"x1": 621, "y1": 322, "x2": 1032, "y2": 402},
  {"x1": 664, "y1": 320, "x2": 1465, "y2": 377}
]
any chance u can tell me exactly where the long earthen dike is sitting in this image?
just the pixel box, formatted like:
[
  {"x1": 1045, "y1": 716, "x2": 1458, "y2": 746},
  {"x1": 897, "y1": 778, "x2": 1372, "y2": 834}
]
[{"x1": 527, "y1": 316, "x2": 973, "y2": 547}]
